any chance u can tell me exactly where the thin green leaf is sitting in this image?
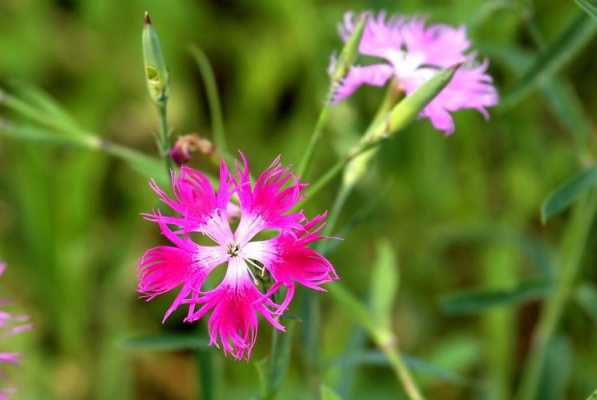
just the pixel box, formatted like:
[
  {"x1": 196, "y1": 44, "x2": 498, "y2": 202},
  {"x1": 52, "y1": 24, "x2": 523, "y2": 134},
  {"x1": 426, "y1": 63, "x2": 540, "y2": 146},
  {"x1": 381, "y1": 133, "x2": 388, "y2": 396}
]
[
  {"x1": 483, "y1": 44, "x2": 591, "y2": 150},
  {"x1": 189, "y1": 46, "x2": 228, "y2": 156},
  {"x1": 122, "y1": 334, "x2": 209, "y2": 351},
  {"x1": 541, "y1": 79, "x2": 591, "y2": 149},
  {"x1": 542, "y1": 167, "x2": 597, "y2": 223},
  {"x1": 537, "y1": 337, "x2": 572, "y2": 400},
  {"x1": 586, "y1": 388, "x2": 597, "y2": 400},
  {"x1": 440, "y1": 279, "x2": 552, "y2": 315},
  {"x1": 575, "y1": 283, "x2": 597, "y2": 323},
  {"x1": 296, "y1": 14, "x2": 367, "y2": 178},
  {"x1": 262, "y1": 322, "x2": 294, "y2": 400},
  {"x1": 576, "y1": 0, "x2": 597, "y2": 21},
  {"x1": 331, "y1": 351, "x2": 471, "y2": 386},
  {"x1": 370, "y1": 240, "x2": 399, "y2": 330},
  {"x1": 328, "y1": 283, "x2": 377, "y2": 334},
  {"x1": 502, "y1": 12, "x2": 597, "y2": 108},
  {"x1": 330, "y1": 14, "x2": 368, "y2": 83},
  {"x1": 10, "y1": 83, "x2": 80, "y2": 133},
  {"x1": 320, "y1": 385, "x2": 343, "y2": 400},
  {"x1": 385, "y1": 65, "x2": 458, "y2": 136},
  {"x1": 0, "y1": 121, "x2": 169, "y2": 185}
]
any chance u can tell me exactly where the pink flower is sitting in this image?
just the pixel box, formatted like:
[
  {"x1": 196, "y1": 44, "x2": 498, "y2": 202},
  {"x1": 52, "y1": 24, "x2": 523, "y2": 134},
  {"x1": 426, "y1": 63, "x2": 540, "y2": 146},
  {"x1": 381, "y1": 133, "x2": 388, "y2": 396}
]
[
  {"x1": 138, "y1": 155, "x2": 338, "y2": 360},
  {"x1": 333, "y1": 11, "x2": 499, "y2": 134},
  {"x1": 0, "y1": 262, "x2": 32, "y2": 398}
]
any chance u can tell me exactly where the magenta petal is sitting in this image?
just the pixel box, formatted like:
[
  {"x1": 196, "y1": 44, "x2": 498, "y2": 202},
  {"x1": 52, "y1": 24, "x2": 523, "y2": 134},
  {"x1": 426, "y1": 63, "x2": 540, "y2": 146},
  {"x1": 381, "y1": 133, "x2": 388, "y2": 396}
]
[
  {"x1": 332, "y1": 64, "x2": 394, "y2": 103},
  {"x1": 414, "y1": 62, "x2": 499, "y2": 135},
  {"x1": 235, "y1": 154, "x2": 306, "y2": 232},
  {"x1": 197, "y1": 283, "x2": 281, "y2": 360},
  {"x1": 138, "y1": 246, "x2": 194, "y2": 299}
]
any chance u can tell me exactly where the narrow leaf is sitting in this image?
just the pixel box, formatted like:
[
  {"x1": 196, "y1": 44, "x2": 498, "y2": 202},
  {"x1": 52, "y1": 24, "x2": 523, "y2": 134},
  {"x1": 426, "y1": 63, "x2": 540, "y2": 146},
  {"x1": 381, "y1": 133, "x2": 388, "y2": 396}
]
[
  {"x1": 503, "y1": 12, "x2": 597, "y2": 108},
  {"x1": 123, "y1": 334, "x2": 209, "y2": 351},
  {"x1": 189, "y1": 46, "x2": 228, "y2": 155},
  {"x1": 576, "y1": 0, "x2": 597, "y2": 21},
  {"x1": 440, "y1": 279, "x2": 552, "y2": 315},
  {"x1": 331, "y1": 14, "x2": 368, "y2": 83},
  {"x1": 11, "y1": 83, "x2": 80, "y2": 133},
  {"x1": 537, "y1": 337, "x2": 572, "y2": 400},
  {"x1": 369, "y1": 240, "x2": 399, "y2": 330},
  {"x1": 575, "y1": 283, "x2": 597, "y2": 323},
  {"x1": 385, "y1": 65, "x2": 457, "y2": 135},
  {"x1": 484, "y1": 44, "x2": 591, "y2": 149},
  {"x1": 331, "y1": 351, "x2": 471, "y2": 386},
  {"x1": 542, "y1": 167, "x2": 597, "y2": 222},
  {"x1": 262, "y1": 322, "x2": 294, "y2": 400},
  {"x1": 0, "y1": 122, "x2": 169, "y2": 185},
  {"x1": 321, "y1": 385, "x2": 343, "y2": 400},
  {"x1": 586, "y1": 388, "x2": 597, "y2": 400},
  {"x1": 328, "y1": 282, "x2": 377, "y2": 334}
]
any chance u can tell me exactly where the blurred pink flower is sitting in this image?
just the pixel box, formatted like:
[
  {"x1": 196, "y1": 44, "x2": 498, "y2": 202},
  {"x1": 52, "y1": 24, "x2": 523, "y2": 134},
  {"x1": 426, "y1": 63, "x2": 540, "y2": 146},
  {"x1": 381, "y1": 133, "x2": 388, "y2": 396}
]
[
  {"x1": 333, "y1": 11, "x2": 498, "y2": 134},
  {"x1": 0, "y1": 262, "x2": 32, "y2": 399},
  {"x1": 138, "y1": 155, "x2": 337, "y2": 359}
]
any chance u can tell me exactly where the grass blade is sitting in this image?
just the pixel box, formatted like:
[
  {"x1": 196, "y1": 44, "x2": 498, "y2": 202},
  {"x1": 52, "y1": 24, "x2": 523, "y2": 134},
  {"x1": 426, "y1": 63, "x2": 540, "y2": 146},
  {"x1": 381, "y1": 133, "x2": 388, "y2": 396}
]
[
  {"x1": 542, "y1": 167, "x2": 597, "y2": 223},
  {"x1": 321, "y1": 385, "x2": 343, "y2": 400},
  {"x1": 369, "y1": 240, "x2": 399, "y2": 331},
  {"x1": 122, "y1": 334, "x2": 209, "y2": 351},
  {"x1": 575, "y1": 284, "x2": 597, "y2": 323},
  {"x1": 331, "y1": 351, "x2": 471, "y2": 386},
  {"x1": 576, "y1": 0, "x2": 597, "y2": 20},
  {"x1": 0, "y1": 121, "x2": 169, "y2": 184},
  {"x1": 440, "y1": 279, "x2": 552, "y2": 315},
  {"x1": 502, "y1": 12, "x2": 597, "y2": 108},
  {"x1": 189, "y1": 46, "x2": 228, "y2": 156}
]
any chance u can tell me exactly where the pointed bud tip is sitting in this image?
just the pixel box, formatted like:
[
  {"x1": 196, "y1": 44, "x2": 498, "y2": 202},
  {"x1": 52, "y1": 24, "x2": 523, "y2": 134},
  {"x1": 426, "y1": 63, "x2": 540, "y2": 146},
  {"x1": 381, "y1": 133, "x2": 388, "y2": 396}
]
[{"x1": 144, "y1": 11, "x2": 152, "y2": 25}]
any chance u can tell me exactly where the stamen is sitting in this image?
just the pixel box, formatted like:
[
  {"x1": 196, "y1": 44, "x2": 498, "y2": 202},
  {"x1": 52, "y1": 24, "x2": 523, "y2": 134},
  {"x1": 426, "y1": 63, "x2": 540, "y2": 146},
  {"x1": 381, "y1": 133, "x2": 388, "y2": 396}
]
[{"x1": 226, "y1": 242, "x2": 240, "y2": 257}]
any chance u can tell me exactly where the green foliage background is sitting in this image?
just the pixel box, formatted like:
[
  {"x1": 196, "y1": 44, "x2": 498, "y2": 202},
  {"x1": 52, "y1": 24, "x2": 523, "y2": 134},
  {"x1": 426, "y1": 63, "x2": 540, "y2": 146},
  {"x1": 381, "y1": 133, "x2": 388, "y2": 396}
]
[{"x1": 0, "y1": 0, "x2": 595, "y2": 399}]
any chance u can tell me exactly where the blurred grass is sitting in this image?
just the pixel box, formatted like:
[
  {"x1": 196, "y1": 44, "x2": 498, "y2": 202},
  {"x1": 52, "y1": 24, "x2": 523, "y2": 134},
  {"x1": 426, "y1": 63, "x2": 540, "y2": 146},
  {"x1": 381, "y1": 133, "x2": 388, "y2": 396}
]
[{"x1": 0, "y1": 0, "x2": 596, "y2": 399}]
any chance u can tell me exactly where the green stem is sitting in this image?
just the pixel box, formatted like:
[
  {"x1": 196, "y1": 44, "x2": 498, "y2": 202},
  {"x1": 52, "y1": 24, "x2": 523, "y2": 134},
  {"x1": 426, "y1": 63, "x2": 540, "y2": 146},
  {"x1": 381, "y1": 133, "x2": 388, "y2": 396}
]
[
  {"x1": 263, "y1": 320, "x2": 294, "y2": 400},
  {"x1": 195, "y1": 348, "x2": 214, "y2": 400},
  {"x1": 328, "y1": 283, "x2": 425, "y2": 400},
  {"x1": 297, "y1": 102, "x2": 331, "y2": 179},
  {"x1": 157, "y1": 102, "x2": 172, "y2": 178},
  {"x1": 383, "y1": 348, "x2": 425, "y2": 400},
  {"x1": 517, "y1": 190, "x2": 597, "y2": 400}
]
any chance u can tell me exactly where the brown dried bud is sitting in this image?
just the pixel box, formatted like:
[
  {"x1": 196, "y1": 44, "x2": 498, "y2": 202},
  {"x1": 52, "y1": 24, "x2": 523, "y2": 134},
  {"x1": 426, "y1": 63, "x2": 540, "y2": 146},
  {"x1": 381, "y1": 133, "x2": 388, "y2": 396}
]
[{"x1": 170, "y1": 134, "x2": 215, "y2": 166}]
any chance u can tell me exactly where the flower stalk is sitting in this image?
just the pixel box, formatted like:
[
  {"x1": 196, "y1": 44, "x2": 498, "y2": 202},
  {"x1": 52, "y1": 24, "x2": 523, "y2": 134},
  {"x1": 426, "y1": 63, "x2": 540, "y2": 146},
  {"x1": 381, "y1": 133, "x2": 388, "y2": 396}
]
[
  {"x1": 517, "y1": 189, "x2": 597, "y2": 400},
  {"x1": 296, "y1": 14, "x2": 368, "y2": 179},
  {"x1": 142, "y1": 12, "x2": 172, "y2": 177}
]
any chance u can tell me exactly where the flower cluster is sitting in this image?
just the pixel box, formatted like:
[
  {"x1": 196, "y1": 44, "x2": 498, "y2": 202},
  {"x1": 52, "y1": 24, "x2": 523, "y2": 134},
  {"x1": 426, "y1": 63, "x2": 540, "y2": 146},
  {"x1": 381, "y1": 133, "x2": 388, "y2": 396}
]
[
  {"x1": 0, "y1": 262, "x2": 31, "y2": 399},
  {"x1": 138, "y1": 155, "x2": 337, "y2": 359},
  {"x1": 333, "y1": 11, "x2": 498, "y2": 134}
]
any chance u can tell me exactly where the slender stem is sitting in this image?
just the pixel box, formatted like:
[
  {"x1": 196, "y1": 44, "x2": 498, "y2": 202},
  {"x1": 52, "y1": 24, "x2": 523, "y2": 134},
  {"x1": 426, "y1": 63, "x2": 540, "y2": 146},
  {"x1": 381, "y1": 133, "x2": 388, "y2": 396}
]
[
  {"x1": 328, "y1": 283, "x2": 425, "y2": 400},
  {"x1": 383, "y1": 345, "x2": 425, "y2": 400},
  {"x1": 517, "y1": 190, "x2": 597, "y2": 400},
  {"x1": 195, "y1": 348, "x2": 214, "y2": 400},
  {"x1": 295, "y1": 133, "x2": 388, "y2": 210},
  {"x1": 320, "y1": 184, "x2": 351, "y2": 244},
  {"x1": 157, "y1": 102, "x2": 172, "y2": 178},
  {"x1": 297, "y1": 103, "x2": 331, "y2": 179},
  {"x1": 263, "y1": 319, "x2": 294, "y2": 400}
]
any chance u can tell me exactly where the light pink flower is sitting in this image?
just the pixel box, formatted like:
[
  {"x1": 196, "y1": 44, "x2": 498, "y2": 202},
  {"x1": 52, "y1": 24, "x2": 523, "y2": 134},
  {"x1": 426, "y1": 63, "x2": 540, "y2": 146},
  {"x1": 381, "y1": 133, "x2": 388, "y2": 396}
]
[
  {"x1": 0, "y1": 262, "x2": 32, "y2": 398},
  {"x1": 333, "y1": 11, "x2": 499, "y2": 134},
  {"x1": 138, "y1": 155, "x2": 337, "y2": 360}
]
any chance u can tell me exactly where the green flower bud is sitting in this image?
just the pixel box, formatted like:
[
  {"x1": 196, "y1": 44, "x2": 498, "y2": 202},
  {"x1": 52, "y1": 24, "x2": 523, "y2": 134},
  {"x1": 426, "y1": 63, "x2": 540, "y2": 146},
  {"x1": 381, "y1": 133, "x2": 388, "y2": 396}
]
[{"x1": 142, "y1": 12, "x2": 170, "y2": 105}]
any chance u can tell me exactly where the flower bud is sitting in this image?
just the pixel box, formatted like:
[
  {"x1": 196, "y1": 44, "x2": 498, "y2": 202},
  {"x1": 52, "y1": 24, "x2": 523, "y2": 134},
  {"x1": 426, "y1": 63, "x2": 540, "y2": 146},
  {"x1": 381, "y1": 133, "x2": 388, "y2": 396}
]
[
  {"x1": 170, "y1": 134, "x2": 215, "y2": 166},
  {"x1": 142, "y1": 12, "x2": 170, "y2": 105}
]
